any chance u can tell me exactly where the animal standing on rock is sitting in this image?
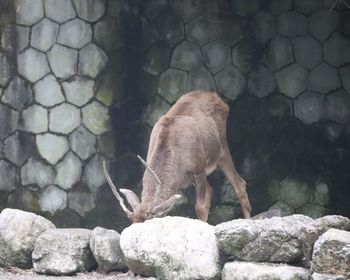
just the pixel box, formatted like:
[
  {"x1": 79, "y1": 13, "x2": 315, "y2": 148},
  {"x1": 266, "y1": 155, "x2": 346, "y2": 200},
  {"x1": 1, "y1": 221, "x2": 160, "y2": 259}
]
[{"x1": 103, "y1": 91, "x2": 252, "y2": 223}]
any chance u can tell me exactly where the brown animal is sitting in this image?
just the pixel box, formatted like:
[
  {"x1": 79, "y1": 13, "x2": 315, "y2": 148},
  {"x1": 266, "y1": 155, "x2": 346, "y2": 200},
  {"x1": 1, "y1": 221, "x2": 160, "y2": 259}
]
[{"x1": 103, "y1": 91, "x2": 252, "y2": 223}]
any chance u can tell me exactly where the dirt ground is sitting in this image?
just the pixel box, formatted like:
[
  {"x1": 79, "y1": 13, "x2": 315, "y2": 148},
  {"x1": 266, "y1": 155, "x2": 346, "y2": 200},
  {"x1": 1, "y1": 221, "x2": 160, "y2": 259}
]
[{"x1": 0, "y1": 268, "x2": 155, "y2": 280}]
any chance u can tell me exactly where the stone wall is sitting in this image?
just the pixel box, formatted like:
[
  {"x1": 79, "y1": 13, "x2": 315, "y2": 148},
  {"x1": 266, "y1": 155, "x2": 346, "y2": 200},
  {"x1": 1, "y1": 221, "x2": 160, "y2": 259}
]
[{"x1": 0, "y1": 0, "x2": 349, "y2": 231}]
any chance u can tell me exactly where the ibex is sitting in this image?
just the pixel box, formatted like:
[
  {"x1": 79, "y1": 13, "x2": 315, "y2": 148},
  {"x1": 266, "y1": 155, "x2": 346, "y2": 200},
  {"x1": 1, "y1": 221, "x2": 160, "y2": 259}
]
[{"x1": 103, "y1": 91, "x2": 252, "y2": 223}]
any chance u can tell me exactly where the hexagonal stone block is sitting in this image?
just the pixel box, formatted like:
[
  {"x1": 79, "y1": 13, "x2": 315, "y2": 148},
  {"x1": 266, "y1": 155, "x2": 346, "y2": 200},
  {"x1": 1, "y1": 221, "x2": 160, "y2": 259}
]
[
  {"x1": 0, "y1": 160, "x2": 16, "y2": 191},
  {"x1": 20, "y1": 104, "x2": 48, "y2": 134},
  {"x1": 82, "y1": 101, "x2": 111, "y2": 135},
  {"x1": 275, "y1": 64, "x2": 308, "y2": 99},
  {"x1": 268, "y1": 0, "x2": 293, "y2": 15},
  {"x1": 171, "y1": 41, "x2": 203, "y2": 71},
  {"x1": 142, "y1": 95, "x2": 171, "y2": 126},
  {"x1": 34, "y1": 75, "x2": 65, "y2": 107},
  {"x1": 324, "y1": 32, "x2": 350, "y2": 67},
  {"x1": 97, "y1": 131, "x2": 115, "y2": 159},
  {"x1": 47, "y1": 44, "x2": 78, "y2": 79},
  {"x1": 143, "y1": 42, "x2": 171, "y2": 76},
  {"x1": 292, "y1": 34, "x2": 322, "y2": 70},
  {"x1": 203, "y1": 41, "x2": 231, "y2": 74},
  {"x1": 94, "y1": 17, "x2": 122, "y2": 52},
  {"x1": 72, "y1": 0, "x2": 106, "y2": 22},
  {"x1": 153, "y1": 11, "x2": 184, "y2": 46},
  {"x1": 78, "y1": 44, "x2": 108, "y2": 78},
  {"x1": 263, "y1": 36, "x2": 293, "y2": 71},
  {"x1": 220, "y1": 17, "x2": 244, "y2": 46},
  {"x1": 49, "y1": 103, "x2": 81, "y2": 134},
  {"x1": 40, "y1": 185, "x2": 67, "y2": 214},
  {"x1": 16, "y1": 0, "x2": 44, "y2": 25},
  {"x1": 277, "y1": 11, "x2": 308, "y2": 37},
  {"x1": 31, "y1": 18, "x2": 59, "y2": 52},
  {"x1": 44, "y1": 0, "x2": 76, "y2": 23},
  {"x1": 186, "y1": 16, "x2": 221, "y2": 45},
  {"x1": 68, "y1": 191, "x2": 95, "y2": 217},
  {"x1": 248, "y1": 64, "x2": 276, "y2": 98},
  {"x1": 215, "y1": 65, "x2": 245, "y2": 101},
  {"x1": 324, "y1": 89, "x2": 350, "y2": 124},
  {"x1": 16, "y1": 26, "x2": 30, "y2": 53},
  {"x1": 280, "y1": 177, "x2": 310, "y2": 209},
  {"x1": 169, "y1": 0, "x2": 201, "y2": 21},
  {"x1": 17, "y1": 48, "x2": 50, "y2": 83},
  {"x1": 2, "y1": 76, "x2": 33, "y2": 110},
  {"x1": 340, "y1": 65, "x2": 350, "y2": 95},
  {"x1": 232, "y1": 39, "x2": 257, "y2": 74},
  {"x1": 158, "y1": 68, "x2": 187, "y2": 104},
  {"x1": 4, "y1": 132, "x2": 34, "y2": 166},
  {"x1": 82, "y1": 154, "x2": 106, "y2": 193},
  {"x1": 250, "y1": 11, "x2": 276, "y2": 46},
  {"x1": 55, "y1": 152, "x2": 82, "y2": 190},
  {"x1": 36, "y1": 133, "x2": 69, "y2": 165},
  {"x1": 0, "y1": 54, "x2": 14, "y2": 87},
  {"x1": 295, "y1": 0, "x2": 323, "y2": 15},
  {"x1": 62, "y1": 77, "x2": 94, "y2": 107},
  {"x1": 308, "y1": 63, "x2": 341, "y2": 94},
  {"x1": 58, "y1": 19, "x2": 92, "y2": 49},
  {"x1": 187, "y1": 67, "x2": 216, "y2": 92},
  {"x1": 309, "y1": 9, "x2": 338, "y2": 42},
  {"x1": 231, "y1": 0, "x2": 261, "y2": 16},
  {"x1": 21, "y1": 157, "x2": 55, "y2": 188},
  {"x1": 294, "y1": 91, "x2": 324, "y2": 124},
  {"x1": 95, "y1": 73, "x2": 119, "y2": 107},
  {"x1": 69, "y1": 126, "x2": 96, "y2": 160},
  {"x1": 0, "y1": 103, "x2": 18, "y2": 140}
]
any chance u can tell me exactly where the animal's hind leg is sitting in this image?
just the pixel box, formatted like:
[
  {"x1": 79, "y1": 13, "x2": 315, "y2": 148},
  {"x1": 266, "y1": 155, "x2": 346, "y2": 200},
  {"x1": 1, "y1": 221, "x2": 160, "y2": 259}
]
[
  {"x1": 218, "y1": 145, "x2": 252, "y2": 218},
  {"x1": 193, "y1": 173, "x2": 213, "y2": 222}
]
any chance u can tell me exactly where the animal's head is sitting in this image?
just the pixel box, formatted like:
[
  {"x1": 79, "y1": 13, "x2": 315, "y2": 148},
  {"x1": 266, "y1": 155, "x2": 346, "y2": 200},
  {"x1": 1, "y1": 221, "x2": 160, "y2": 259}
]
[{"x1": 102, "y1": 156, "x2": 181, "y2": 223}]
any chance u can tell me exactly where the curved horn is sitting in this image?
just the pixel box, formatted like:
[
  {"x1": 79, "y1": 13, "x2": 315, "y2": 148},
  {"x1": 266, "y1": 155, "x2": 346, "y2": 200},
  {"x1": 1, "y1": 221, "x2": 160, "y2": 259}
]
[
  {"x1": 137, "y1": 155, "x2": 161, "y2": 186},
  {"x1": 102, "y1": 160, "x2": 133, "y2": 217}
]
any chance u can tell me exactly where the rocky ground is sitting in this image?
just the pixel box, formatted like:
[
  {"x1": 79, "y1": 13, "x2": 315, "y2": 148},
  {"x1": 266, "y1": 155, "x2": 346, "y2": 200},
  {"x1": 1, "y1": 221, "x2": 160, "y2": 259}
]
[{"x1": 0, "y1": 268, "x2": 150, "y2": 280}]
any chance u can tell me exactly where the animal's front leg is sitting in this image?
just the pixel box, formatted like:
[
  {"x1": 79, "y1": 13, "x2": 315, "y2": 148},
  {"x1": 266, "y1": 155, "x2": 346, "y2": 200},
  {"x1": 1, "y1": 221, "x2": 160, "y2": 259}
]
[{"x1": 194, "y1": 173, "x2": 213, "y2": 222}]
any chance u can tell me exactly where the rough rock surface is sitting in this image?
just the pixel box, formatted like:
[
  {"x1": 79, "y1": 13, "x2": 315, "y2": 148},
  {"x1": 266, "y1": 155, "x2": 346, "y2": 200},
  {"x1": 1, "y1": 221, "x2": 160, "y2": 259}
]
[
  {"x1": 222, "y1": 262, "x2": 310, "y2": 280},
  {"x1": 299, "y1": 215, "x2": 350, "y2": 267},
  {"x1": 90, "y1": 227, "x2": 127, "y2": 273},
  {"x1": 311, "y1": 228, "x2": 350, "y2": 277},
  {"x1": 0, "y1": 208, "x2": 55, "y2": 268},
  {"x1": 32, "y1": 228, "x2": 96, "y2": 275},
  {"x1": 120, "y1": 216, "x2": 220, "y2": 280},
  {"x1": 215, "y1": 214, "x2": 313, "y2": 263}
]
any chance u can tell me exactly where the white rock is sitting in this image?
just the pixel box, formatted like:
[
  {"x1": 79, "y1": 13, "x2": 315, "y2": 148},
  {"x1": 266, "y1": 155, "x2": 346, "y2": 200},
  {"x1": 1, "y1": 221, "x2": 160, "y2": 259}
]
[
  {"x1": 20, "y1": 104, "x2": 48, "y2": 133},
  {"x1": 2, "y1": 76, "x2": 33, "y2": 110},
  {"x1": 63, "y1": 76, "x2": 94, "y2": 107},
  {"x1": 82, "y1": 101, "x2": 111, "y2": 135},
  {"x1": 31, "y1": 18, "x2": 59, "y2": 52},
  {"x1": 34, "y1": 75, "x2": 65, "y2": 107},
  {"x1": 0, "y1": 208, "x2": 55, "y2": 268},
  {"x1": 40, "y1": 185, "x2": 67, "y2": 214},
  {"x1": 48, "y1": 44, "x2": 78, "y2": 79},
  {"x1": 49, "y1": 103, "x2": 81, "y2": 134},
  {"x1": 21, "y1": 157, "x2": 55, "y2": 188},
  {"x1": 55, "y1": 152, "x2": 82, "y2": 190},
  {"x1": 58, "y1": 19, "x2": 92, "y2": 49},
  {"x1": 44, "y1": 0, "x2": 76, "y2": 23},
  {"x1": 69, "y1": 126, "x2": 96, "y2": 160},
  {"x1": 78, "y1": 43, "x2": 107, "y2": 78},
  {"x1": 36, "y1": 133, "x2": 69, "y2": 165},
  {"x1": 17, "y1": 48, "x2": 50, "y2": 83},
  {"x1": 16, "y1": 0, "x2": 44, "y2": 25},
  {"x1": 120, "y1": 216, "x2": 220, "y2": 279}
]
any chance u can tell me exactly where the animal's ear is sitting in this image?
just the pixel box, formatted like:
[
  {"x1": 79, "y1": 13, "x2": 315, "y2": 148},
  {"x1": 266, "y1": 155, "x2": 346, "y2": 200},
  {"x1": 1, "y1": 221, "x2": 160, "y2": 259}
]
[
  {"x1": 151, "y1": 194, "x2": 182, "y2": 218},
  {"x1": 119, "y1": 189, "x2": 140, "y2": 212}
]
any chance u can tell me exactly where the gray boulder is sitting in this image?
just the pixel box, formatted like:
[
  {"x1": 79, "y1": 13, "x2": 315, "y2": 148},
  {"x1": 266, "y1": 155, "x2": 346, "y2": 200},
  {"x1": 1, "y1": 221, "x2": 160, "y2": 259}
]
[
  {"x1": 120, "y1": 216, "x2": 220, "y2": 280},
  {"x1": 311, "y1": 228, "x2": 350, "y2": 277},
  {"x1": 89, "y1": 227, "x2": 127, "y2": 273},
  {"x1": 311, "y1": 273, "x2": 348, "y2": 280},
  {"x1": 0, "y1": 208, "x2": 55, "y2": 268},
  {"x1": 215, "y1": 214, "x2": 313, "y2": 263},
  {"x1": 222, "y1": 262, "x2": 310, "y2": 280},
  {"x1": 299, "y1": 215, "x2": 350, "y2": 267},
  {"x1": 32, "y1": 228, "x2": 96, "y2": 275}
]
